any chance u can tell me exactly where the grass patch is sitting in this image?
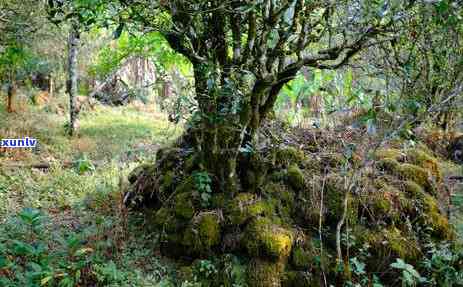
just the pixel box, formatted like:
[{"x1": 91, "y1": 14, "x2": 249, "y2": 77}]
[{"x1": 0, "y1": 98, "x2": 185, "y2": 286}]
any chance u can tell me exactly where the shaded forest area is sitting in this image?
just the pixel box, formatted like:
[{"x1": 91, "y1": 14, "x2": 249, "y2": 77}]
[{"x1": 1, "y1": 1, "x2": 463, "y2": 286}]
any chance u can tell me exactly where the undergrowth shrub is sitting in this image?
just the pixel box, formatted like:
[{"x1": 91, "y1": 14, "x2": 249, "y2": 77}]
[
  {"x1": 0, "y1": 208, "x2": 95, "y2": 287},
  {"x1": 0, "y1": 207, "x2": 173, "y2": 287}
]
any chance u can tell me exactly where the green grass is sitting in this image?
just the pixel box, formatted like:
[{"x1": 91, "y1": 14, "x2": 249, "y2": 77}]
[
  {"x1": 0, "y1": 96, "x2": 183, "y2": 212},
  {"x1": 0, "y1": 98, "x2": 184, "y2": 286},
  {"x1": 79, "y1": 106, "x2": 180, "y2": 162}
]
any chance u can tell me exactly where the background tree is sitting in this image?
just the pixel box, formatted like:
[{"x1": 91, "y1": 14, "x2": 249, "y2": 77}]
[
  {"x1": 0, "y1": 0, "x2": 46, "y2": 112},
  {"x1": 358, "y1": 0, "x2": 463, "y2": 132},
  {"x1": 67, "y1": 21, "x2": 80, "y2": 135}
]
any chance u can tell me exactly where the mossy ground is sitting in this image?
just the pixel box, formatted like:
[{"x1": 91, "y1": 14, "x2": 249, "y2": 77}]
[{"x1": 126, "y1": 123, "x2": 462, "y2": 286}]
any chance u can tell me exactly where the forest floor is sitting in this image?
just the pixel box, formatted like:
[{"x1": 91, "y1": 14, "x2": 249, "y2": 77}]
[
  {"x1": 0, "y1": 97, "x2": 185, "y2": 286},
  {"x1": 1, "y1": 96, "x2": 463, "y2": 286}
]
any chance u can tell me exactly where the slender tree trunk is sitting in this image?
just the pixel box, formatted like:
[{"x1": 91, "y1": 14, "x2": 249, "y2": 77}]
[
  {"x1": 48, "y1": 74, "x2": 54, "y2": 97},
  {"x1": 67, "y1": 22, "x2": 79, "y2": 136},
  {"x1": 6, "y1": 82, "x2": 16, "y2": 113}
]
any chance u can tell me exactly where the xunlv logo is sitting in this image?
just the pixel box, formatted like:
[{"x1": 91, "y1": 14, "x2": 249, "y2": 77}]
[{"x1": 0, "y1": 137, "x2": 37, "y2": 148}]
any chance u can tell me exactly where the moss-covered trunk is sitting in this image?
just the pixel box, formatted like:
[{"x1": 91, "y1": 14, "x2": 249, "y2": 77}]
[{"x1": 188, "y1": 63, "x2": 278, "y2": 195}]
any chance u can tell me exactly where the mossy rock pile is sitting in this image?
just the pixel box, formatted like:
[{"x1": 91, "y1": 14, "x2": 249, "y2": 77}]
[{"x1": 125, "y1": 137, "x2": 457, "y2": 286}]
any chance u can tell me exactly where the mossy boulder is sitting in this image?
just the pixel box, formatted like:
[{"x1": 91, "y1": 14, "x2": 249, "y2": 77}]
[
  {"x1": 367, "y1": 184, "x2": 405, "y2": 222},
  {"x1": 290, "y1": 244, "x2": 317, "y2": 271},
  {"x1": 225, "y1": 193, "x2": 274, "y2": 225},
  {"x1": 159, "y1": 170, "x2": 176, "y2": 194},
  {"x1": 177, "y1": 265, "x2": 194, "y2": 282},
  {"x1": 128, "y1": 127, "x2": 456, "y2": 287},
  {"x1": 406, "y1": 147, "x2": 442, "y2": 182},
  {"x1": 286, "y1": 164, "x2": 305, "y2": 191},
  {"x1": 183, "y1": 212, "x2": 221, "y2": 255},
  {"x1": 274, "y1": 147, "x2": 307, "y2": 167},
  {"x1": 398, "y1": 163, "x2": 434, "y2": 193},
  {"x1": 370, "y1": 191, "x2": 393, "y2": 215},
  {"x1": 324, "y1": 176, "x2": 359, "y2": 225},
  {"x1": 262, "y1": 183, "x2": 295, "y2": 224},
  {"x1": 402, "y1": 180, "x2": 425, "y2": 197},
  {"x1": 363, "y1": 227, "x2": 421, "y2": 267},
  {"x1": 247, "y1": 259, "x2": 284, "y2": 287},
  {"x1": 174, "y1": 192, "x2": 195, "y2": 219},
  {"x1": 152, "y1": 207, "x2": 179, "y2": 233},
  {"x1": 375, "y1": 148, "x2": 404, "y2": 161},
  {"x1": 378, "y1": 158, "x2": 435, "y2": 194},
  {"x1": 377, "y1": 158, "x2": 401, "y2": 172},
  {"x1": 244, "y1": 217, "x2": 293, "y2": 261},
  {"x1": 419, "y1": 193, "x2": 453, "y2": 240}
]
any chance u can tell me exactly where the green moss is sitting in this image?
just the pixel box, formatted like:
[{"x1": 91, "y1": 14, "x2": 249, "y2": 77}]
[
  {"x1": 247, "y1": 259, "x2": 284, "y2": 287},
  {"x1": 290, "y1": 245, "x2": 314, "y2": 270},
  {"x1": 174, "y1": 192, "x2": 195, "y2": 219},
  {"x1": 286, "y1": 164, "x2": 305, "y2": 191},
  {"x1": 261, "y1": 184, "x2": 294, "y2": 225},
  {"x1": 265, "y1": 182, "x2": 287, "y2": 194},
  {"x1": 372, "y1": 192, "x2": 392, "y2": 214},
  {"x1": 406, "y1": 147, "x2": 442, "y2": 181},
  {"x1": 183, "y1": 213, "x2": 221, "y2": 254},
  {"x1": 397, "y1": 191, "x2": 414, "y2": 214},
  {"x1": 159, "y1": 170, "x2": 175, "y2": 194},
  {"x1": 275, "y1": 147, "x2": 306, "y2": 167},
  {"x1": 375, "y1": 148, "x2": 404, "y2": 161},
  {"x1": 367, "y1": 182, "x2": 419, "y2": 222},
  {"x1": 225, "y1": 193, "x2": 274, "y2": 225},
  {"x1": 175, "y1": 176, "x2": 196, "y2": 194},
  {"x1": 178, "y1": 266, "x2": 194, "y2": 282},
  {"x1": 263, "y1": 182, "x2": 294, "y2": 208},
  {"x1": 153, "y1": 207, "x2": 181, "y2": 233},
  {"x1": 153, "y1": 207, "x2": 171, "y2": 228},
  {"x1": 420, "y1": 194, "x2": 454, "y2": 240},
  {"x1": 398, "y1": 163, "x2": 433, "y2": 192},
  {"x1": 244, "y1": 217, "x2": 293, "y2": 260},
  {"x1": 402, "y1": 180, "x2": 425, "y2": 196},
  {"x1": 364, "y1": 227, "x2": 421, "y2": 263},
  {"x1": 377, "y1": 158, "x2": 401, "y2": 172},
  {"x1": 324, "y1": 176, "x2": 358, "y2": 225},
  {"x1": 378, "y1": 153, "x2": 436, "y2": 195},
  {"x1": 198, "y1": 213, "x2": 221, "y2": 246}
]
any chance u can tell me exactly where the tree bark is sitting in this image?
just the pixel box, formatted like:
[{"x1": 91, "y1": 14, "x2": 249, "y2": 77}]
[
  {"x1": 67, "y1": 21, "x2": 79, "y2": 136},
  {"x1": 6, "y1": 82, "x2": 16, "y2": 113}
]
